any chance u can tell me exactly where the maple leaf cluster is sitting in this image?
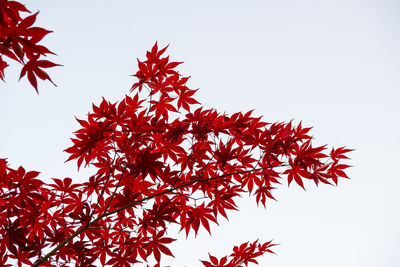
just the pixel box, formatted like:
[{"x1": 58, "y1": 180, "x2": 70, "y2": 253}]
[
  {"x1": 0, "y1": 0, "x2": 60, "y2": 92},
  {"x1": 0, "y1": 41, "x2": 352, "y2": 266},
  {"x1": 201, "y1": 241, "x2": 277, "y2": 267}
]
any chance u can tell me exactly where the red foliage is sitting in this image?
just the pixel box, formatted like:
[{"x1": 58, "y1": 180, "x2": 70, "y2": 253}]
[
  {"x1": 0, "y1": 0, "x2": 60, "y2": 92},
  {"x1": 201, "y1": 240, "x2": 277, "y2": 267},
  {"x1": 0, "y1": 3, "x2": 352, "y2": 266}
]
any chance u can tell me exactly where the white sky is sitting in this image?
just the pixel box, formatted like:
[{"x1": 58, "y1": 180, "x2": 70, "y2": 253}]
[{"x1": 1, "y1": 0, "x2": 399, "y2": 266}]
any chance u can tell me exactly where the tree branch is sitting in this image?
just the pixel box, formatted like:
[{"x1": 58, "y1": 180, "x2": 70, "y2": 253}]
[{"x1": 32, "y1": 164, "x2": 287, "y2": 266}]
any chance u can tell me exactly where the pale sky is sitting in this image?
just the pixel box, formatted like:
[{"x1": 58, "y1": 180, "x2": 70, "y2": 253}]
[{"x1": 1, "y1": 1, "x2": 399, "y2": 266}]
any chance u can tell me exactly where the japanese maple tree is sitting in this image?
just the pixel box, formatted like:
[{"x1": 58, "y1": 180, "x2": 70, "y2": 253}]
[{"x1": 0, "y1": 2, "x2": 352, "y2": 266}]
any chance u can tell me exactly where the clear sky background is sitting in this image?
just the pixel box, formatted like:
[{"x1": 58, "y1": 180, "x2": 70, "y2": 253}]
[{"x1": 1, "y1": 0, "x2": 399, "y2": 266}]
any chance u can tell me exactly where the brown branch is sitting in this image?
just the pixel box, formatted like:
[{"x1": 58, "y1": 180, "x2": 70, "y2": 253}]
[
  {"x1": 32, "y1": 164, "x2": 287, "y2": 266},
  {"x1": 105, "y1": 165, "x2": 286, "y2": 217}
]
